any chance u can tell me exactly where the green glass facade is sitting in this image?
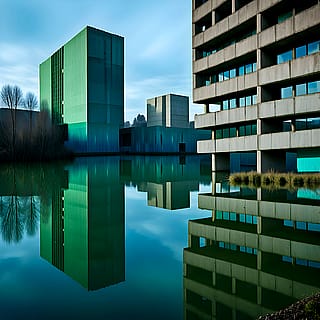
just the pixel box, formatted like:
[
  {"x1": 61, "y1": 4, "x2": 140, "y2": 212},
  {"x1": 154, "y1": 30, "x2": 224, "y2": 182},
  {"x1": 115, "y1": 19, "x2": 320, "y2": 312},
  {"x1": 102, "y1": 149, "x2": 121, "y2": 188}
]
[{"x1": 39, "y1": 26, "x2": 124, "y2": 153}]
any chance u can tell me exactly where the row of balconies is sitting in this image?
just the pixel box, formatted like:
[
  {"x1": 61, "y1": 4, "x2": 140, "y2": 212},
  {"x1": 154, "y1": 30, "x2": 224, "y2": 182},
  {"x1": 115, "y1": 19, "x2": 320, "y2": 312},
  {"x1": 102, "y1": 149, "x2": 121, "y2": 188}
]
[
  {"x1": 198, "y1": 195, "x2": 320, "y2": 223},
  {"x1": 193, "y1": 3, "x2": 320, "y2": 73},
  {"x1": 195, "y1": 93, "x2": 320, "y2": 128},
  {"x1": 193, "y1": 54, "x2": 320, "y2": 103},
  {"x1": 193, "y1": 2, "x2": 319, "y2": 48},
  {"x1": 197, "y1": 128, "x2": 320, "y2": 153},
  {"x1": 188, "y1": 222, "x2": 320, "y2": 261}
]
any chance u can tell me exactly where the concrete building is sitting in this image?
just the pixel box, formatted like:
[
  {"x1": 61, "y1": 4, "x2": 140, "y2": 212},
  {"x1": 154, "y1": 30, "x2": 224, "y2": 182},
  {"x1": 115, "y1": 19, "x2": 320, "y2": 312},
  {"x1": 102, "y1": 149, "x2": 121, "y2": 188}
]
[
  {"x1": 40, "y1": 26, "x2": 124, "y2": 153},
  {"x1": 120, "y1": 94, "x2": 211, "y2": 153},
  {"x1": 147, "y1": 94, "x2": 189, "y2": 128},
  {"x1": 184, "y1": 187, "x2": 320, "y2": 318},
  {"x1": 192, "y1": 0, "x2": 320, "y2": 172}
]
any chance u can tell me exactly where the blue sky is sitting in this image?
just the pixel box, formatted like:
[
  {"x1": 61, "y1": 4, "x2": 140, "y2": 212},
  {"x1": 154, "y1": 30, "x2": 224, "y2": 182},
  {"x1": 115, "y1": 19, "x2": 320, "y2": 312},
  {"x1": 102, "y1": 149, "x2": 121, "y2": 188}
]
[{"x1": 0, "y1": 0, "x2": 200, "y2": 122}]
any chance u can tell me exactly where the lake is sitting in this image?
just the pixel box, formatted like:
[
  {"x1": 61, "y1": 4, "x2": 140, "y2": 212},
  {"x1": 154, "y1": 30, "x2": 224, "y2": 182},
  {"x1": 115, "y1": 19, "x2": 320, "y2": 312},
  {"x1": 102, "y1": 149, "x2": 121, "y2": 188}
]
[{"x1": 0, "y1": 156, "x2": 319, "y2": 320}]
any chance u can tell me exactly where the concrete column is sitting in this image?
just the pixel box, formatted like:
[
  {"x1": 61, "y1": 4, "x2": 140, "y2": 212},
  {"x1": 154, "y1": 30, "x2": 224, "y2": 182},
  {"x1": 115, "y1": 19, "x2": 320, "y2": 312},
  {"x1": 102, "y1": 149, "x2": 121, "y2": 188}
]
[
  {"x1": 257, "y1": 286, "x2": 262, "y2": 305},
  {"x1": 232, "y1": 277, "x2": 236, "y2": 294},
  {"x1": 212, "y1": 171, "x2": 216, "y2": 195},
  {"x1": 212, "y1": 11, "x2": 216, "y2": 25},
  {"x1": 232, "y1": 0, "x2": 236, "y2": 13},
  {"x1": 257, "y1": 13, "x2": 262, "y2": 33}
]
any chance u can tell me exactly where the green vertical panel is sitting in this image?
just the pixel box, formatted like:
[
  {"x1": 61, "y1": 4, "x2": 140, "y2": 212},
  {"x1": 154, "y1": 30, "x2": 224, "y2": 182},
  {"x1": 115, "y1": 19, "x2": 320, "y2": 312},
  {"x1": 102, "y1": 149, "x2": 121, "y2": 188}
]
[
  {"x1": 87, "y1": 27, "x2": 124, "y2": 152},
  {"x1": 40, "y1": 201, "x2": 53, "y2": 264},
  {"x1": 64, "y1": 162, "x2": 89, "y2": 289},
  {"x1": 39, "y1": 57, "x2": 52, "y2": 114},
  {"x1": 64, "y1": 27, "x2": 88, "y2": 152}
]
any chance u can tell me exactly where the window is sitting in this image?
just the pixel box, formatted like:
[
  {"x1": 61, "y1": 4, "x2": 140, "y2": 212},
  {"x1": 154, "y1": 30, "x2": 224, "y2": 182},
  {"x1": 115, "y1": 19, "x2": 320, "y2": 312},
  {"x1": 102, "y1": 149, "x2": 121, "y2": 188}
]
[
  {"x1": 239, "y1": 66, "x2": 245, "y2": 76},
  {"x1": 252, "y1": 62, "x2": 257, "y2": 72},
  {"x1": 230, "y1": 127, "x2": 237, "y2": 137},
  {"x1": 308, "y1": 40, "x2": 320, "y2": 55},
  {"x1": 281, "y1": 86, "x2": 293, "y2": 98},
  {"x1": 277, "y1": 50, "x2": 292, "y2": 64},
  {"x1": 296, "y1": 83, "x2": 307, "y2": 96},
  {"x1": 246, "y1": 95, "x2": 252, "y2": 106},
  {"x1": 296, "y1": 45, "x2": 306, "y2": 58},
  {"x1": 252, "y1": 95, "x2": 257, "y2": 105},
  {"x1": 278, "y1": 11, "x2": 292, "y2": 23},
  {"x1": 219, "y1": 72, "x2": 224, "y2": 82},
  {"x1": 239, "y1": 97, "x2": 245, "y2": 107},
  {"x1": 308, "y1": 80, "x2": 320, "y2": 94},
  {"x1": 223, "y1": 100, "x2": 229, "y2": 110},
  {"x1": 216, "y1": 129, "x2": 222, "y2": 139},
  {"x1": 230, "y1": 68, "x2": 236, "y2": 78},
  {"x1": 224, "y1": 70, "x2": 230, "y2": 81},
  {"x1": 239, "y1": 125, "x2": 246, "y2": 136},
  {"x1": 230, "y1": 98, "x2": 237, "y2": 109},
  {"x1": 245, "y1": 63, "x2": 253, "y2": 74}
]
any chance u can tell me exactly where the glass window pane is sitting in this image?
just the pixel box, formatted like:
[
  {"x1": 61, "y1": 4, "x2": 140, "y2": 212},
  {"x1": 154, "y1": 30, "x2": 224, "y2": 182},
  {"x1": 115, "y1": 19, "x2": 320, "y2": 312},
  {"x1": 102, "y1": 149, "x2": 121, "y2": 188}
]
[
  {"x1": 239, "y1": 66, "x2": 245, "y2": 76},
  {"x1": 308, "y1": 80, "x2": 320, "y2": 94},
  {"x1": 239, "y1": 97, "x2": 245, "y2": 107},
  {"x1": 230, "y1": 127, "x2": 237, "y2": 137},
  {"x1": 230, "y1": 98, "x2": 237, "y2": 109},
  {"x1": 281, "y1": 86, "x2": 293, "y2": 98},
  {"x1": 252, "y1": 94, "x2": 257, "y2": 105},
  {"x1": 216, "y1": 210, "x2": 222, "y2": 219},
  {"x1": 307, "y1": 118, "x2": 320, "y2": 130},
  {"x1": 205, "y1": 79, "x2": 210, "y2": 86},
  {"x1": 230, "y1": 212, "x2": 237, "y2": 221},
  {"x1": 295, "y1": 45, "x2": 306, "y2": 58},
  {"x1": 224, "y1": 70, "x2": 230, "y2": 81},
  {"x1": 277, "y1": 50, "x2": 292, "y2": 64},
  {"x1": 216, "y1": 129, "x2": 222, "y2": 139},
  {"x1": 239, "y1": 214, "x2": 245, "y2": 222},
  {"x1": 223, "y1": 211, "x2": 229, "y2": 220},
  {"x1": 246, "y1": 125, "x2": 252, "y2": 135},
  {"x1": 223, "y1": 100, "x2": 229, "y2": 110},
  {"x1": 308, "y1": 40, "x2": 320, "y2": 55},
  {"x1": 246, "y1": 95, "x2": 252, "y2": 106},
  {"x1": 245, "y1": 64, "x2": 253, "y2": 74},
  {"x1": 223, "y1": 128, "x2": 229, "y2": 138},
  {"x1": 219, "y1": 72, "x2": 224, "y2": 82},
  {"x1": 252, "y1": 124, "x2": 257, "y2": 135},
  {"x1": 246, "y1": 215, "x2": 253, "y2": 224},
  {"x1": 253, "y1": 216, "x2": 258, "y2": 224},
  {"x1": 296, "y1": 119, "x2": 307, "y2": 130},
  {"x1": 252, "y1": 62, "x2": 257, "y2": 72},
  {"x1": 239, "y1": 126, "x2": 245, "y2": 136},
  {"x1": 278, "y1": 11, "x2": 292, "y2": 23},
  {"x1": 230, "y1": 68, "x2": 236, "y2": 78},
  {"x1": 296, "y1": 83, "x2": 307, "y2": 96},
  {"x1": 212, "y1": 74, "x2": 217, "y2": 83}
]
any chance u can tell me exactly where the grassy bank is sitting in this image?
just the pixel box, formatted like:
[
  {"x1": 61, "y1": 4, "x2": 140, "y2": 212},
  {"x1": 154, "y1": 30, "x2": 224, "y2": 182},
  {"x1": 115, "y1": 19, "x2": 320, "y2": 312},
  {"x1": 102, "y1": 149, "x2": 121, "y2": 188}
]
[{"x1": 229, "y1": 171, "x2": 320, "y2": 190}]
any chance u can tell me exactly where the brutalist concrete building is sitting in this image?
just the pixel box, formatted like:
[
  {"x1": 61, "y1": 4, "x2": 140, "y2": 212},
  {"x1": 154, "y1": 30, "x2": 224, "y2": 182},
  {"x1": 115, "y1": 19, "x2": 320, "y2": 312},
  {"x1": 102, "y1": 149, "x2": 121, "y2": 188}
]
[
  {"x1": 192, "y1": 0, "x2": 320, "y2": 172},
  {"x1": 40, "y1": 26, "x2": 124, "y2": 153}
]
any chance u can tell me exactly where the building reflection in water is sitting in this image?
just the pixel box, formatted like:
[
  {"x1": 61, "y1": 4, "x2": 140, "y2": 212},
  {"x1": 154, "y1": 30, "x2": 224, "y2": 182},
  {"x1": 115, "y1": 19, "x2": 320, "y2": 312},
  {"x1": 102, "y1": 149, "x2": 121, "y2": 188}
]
[
  {"x1": 40, "y1": 157, "x2": 125, "y2": 291},
  {"x1": 184, "y1": 174, "x2": 320, "y2": 319},
  {"x1": 120, "y1": 155, "x2": 211, "y2": 210}
]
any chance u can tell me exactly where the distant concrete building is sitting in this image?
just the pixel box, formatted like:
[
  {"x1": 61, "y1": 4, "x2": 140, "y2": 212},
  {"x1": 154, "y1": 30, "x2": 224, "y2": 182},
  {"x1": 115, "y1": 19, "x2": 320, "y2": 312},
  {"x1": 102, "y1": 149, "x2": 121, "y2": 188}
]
[
  {"x1": 39, "y1": 26, "x2": 124, "y2": 153},
  {"x1": 120, "y1": 94, "x2": 211, "y2": 153},
  {"x1": 147, "y1": 94, "x2": 189, "y2": 128},
  {"x1": 192, "y1": 0, "x2": 320, "y2": 172}
]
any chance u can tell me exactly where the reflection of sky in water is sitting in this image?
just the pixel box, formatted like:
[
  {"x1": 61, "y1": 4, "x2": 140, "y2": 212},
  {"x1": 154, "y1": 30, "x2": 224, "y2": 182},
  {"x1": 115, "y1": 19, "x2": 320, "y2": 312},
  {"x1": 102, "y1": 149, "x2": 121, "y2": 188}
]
[{"x1": 0, "y1": 158, "x2": 213, "y2": 320}]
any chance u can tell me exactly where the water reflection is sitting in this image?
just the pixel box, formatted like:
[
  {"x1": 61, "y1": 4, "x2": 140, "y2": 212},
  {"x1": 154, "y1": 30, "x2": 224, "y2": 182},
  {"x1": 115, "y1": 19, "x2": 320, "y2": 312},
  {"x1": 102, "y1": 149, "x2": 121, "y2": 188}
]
[
  {"x1": 184, "y1": 178, "x2": 320, "y2": 319},
  {"x1": 40, "y1": 157, "x2": 125, "y2": 291}
]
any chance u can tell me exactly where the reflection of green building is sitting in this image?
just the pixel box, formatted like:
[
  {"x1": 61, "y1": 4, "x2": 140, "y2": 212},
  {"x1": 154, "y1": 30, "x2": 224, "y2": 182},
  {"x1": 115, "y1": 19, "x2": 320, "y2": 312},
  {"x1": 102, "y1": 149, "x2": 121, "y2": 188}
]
[
  {"x1": 184, "y1": 189, "x2": 320, "y2": 319},
  {"x1": 40, "y1": 26, "x2": 124, "y2": 153},
  {"x1": 40, "y1": 157, "x2": 125, "y2": 290}
]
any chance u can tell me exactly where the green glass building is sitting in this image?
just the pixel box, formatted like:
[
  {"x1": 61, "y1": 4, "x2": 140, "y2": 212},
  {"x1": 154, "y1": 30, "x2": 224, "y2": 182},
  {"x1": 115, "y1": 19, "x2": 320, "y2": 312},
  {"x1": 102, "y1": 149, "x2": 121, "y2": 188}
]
[{"x1": 40, "y1": 26, "x2": 124, "y2": 153}]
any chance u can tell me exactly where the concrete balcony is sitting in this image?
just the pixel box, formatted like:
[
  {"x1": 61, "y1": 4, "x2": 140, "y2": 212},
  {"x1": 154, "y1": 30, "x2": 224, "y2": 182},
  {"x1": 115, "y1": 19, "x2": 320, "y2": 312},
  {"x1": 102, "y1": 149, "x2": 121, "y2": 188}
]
[
  {"x1": 259, "y1": 129, "x2": 320, "y2": 150},
  {"x1": 193, "y1": 0, "x2": 212, "y2": 23},
  {"x1": 193, "y1": 35, "x2": 257, "y2": 74},
  {"x1": 216, "y1": 135, "x2": 258, "y2": 153},
  {"x1": 259, "y1": 94, "x2": 320, "y2": 119},
  {"x1": 291, "y1": 54, "x2": 320, "y2": 80},
  {"x1": 195, "y1": 112, "x2": 216, "y2": 128},
  {"x1": 259, "y1": 62, "x2": 290, "y2": 86},
  {"x1": 259, "y1": 4, "x2": 320, "y2": 49},
  {"x1": 193, "y1": 1, "x2": 257, "y2": 48},
  {"x1": 197, "y1": 139, "x2": 215, "y2": 153}
]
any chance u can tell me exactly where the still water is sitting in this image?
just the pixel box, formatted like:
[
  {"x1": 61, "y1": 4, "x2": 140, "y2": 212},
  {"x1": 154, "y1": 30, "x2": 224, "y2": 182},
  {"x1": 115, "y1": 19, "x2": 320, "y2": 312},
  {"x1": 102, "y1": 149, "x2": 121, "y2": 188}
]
[{"x1": 0, "y1": 156, "x2": 319, "y2": 320}]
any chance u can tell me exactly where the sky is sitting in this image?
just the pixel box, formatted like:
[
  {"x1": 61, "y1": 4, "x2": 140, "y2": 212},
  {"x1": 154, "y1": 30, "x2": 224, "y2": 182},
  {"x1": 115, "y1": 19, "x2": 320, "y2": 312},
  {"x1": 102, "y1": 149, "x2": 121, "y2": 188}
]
[{"x1": 0, "y1": 0, "x2": 201, "y2": 122}]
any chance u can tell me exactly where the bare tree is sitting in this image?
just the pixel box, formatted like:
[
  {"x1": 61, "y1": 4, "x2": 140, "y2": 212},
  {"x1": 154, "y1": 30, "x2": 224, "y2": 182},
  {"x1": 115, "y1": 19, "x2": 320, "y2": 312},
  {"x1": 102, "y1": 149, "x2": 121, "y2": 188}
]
[
  {"x1": 0, "y1": 85, "x2": 24, "y2": 158},
  {"x1": 24, "y1": 92, "x2": 38, "y2": 140}
]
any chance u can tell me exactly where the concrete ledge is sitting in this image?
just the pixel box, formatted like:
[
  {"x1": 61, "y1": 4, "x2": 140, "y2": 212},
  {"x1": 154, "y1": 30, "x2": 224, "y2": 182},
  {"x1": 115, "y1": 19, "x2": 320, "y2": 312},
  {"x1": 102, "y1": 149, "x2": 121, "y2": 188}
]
[
  {"x1": 193, "y1": 0, "x2": 212, "y2": 23},
  {"x1": 195, "y1": 112, "x2": 216, "y2": 128},
  {"x1": 259, "y1": 62, "x2": 290, "y2": 85},
  {"x1": 197, "y1": 139, "x2": 215, "y2": 153}
]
